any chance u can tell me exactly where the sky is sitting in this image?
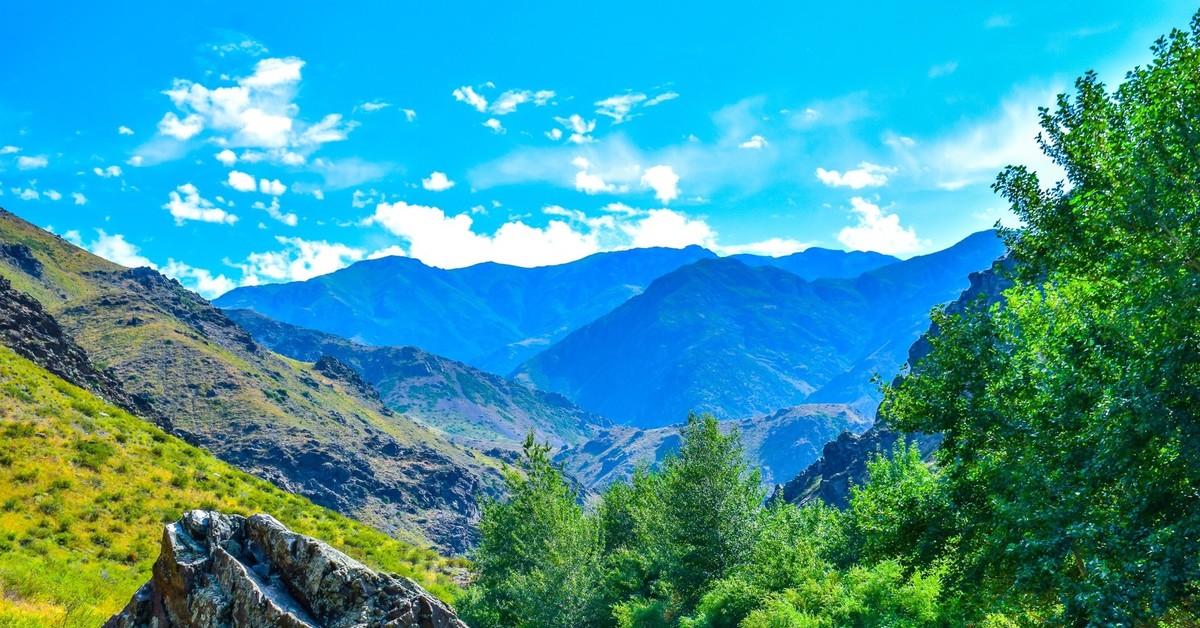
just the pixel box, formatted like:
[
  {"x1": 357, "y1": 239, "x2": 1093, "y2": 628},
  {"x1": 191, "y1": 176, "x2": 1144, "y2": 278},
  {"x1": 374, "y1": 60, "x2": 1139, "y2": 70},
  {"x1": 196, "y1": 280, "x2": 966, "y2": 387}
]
[{"x1": 1, "y1": 1, "x2": 1195, "y2": 298}]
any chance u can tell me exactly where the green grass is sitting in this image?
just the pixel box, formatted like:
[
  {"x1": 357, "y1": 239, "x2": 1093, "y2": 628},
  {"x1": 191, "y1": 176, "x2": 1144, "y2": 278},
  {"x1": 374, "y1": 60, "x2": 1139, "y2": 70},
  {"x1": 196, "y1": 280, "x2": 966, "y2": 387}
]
[{"x1": 0, "y1": 344, "x2": 467, "y2": 627}]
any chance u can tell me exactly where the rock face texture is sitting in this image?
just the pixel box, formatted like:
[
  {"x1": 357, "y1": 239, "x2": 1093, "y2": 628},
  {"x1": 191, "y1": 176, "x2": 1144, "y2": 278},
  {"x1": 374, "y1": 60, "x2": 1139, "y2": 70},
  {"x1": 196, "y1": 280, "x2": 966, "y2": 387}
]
[
  {"x1": 778, "y1": 257, "x2": 1016, "y2": 508},
  {"x1": 105, "y1": 511, "x2": 466, "y2": 628}
]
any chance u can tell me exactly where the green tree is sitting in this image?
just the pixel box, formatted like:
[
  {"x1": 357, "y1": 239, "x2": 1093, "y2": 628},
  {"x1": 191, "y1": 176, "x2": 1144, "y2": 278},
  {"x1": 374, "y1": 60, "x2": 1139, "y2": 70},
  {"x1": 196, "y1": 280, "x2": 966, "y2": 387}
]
[
  {"x1": 845, "y1": 442, "x2": 948, "y2": 569},
  {"x1": 886, "y1": 12, "x2": 1200, "y2": 623},
  {"x1": 459, "y1": 433, "x2": 606, "y2": 628}
]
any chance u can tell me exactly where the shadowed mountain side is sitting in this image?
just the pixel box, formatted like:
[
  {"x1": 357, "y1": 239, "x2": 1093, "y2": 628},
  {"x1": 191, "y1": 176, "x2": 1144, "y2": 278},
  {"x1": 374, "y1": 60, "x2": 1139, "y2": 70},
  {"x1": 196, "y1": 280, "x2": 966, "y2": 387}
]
[
  {"x1": 225, "y1": 308, "x2": 609, "y2": 450},
  {"x1": 517, "y1": 231, "x2": 1007, "y2": 427},
  {"x1": 556, "y1": 404, "x2": 871, "y2": 492}
]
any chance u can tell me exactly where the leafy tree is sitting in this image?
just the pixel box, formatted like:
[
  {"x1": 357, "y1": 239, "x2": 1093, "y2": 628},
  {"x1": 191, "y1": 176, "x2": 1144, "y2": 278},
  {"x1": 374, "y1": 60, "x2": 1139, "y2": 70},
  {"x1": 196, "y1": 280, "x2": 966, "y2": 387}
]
[
  {"x1": 886, "y1": 12, "x2": 1200, "y2": 623},
  {"x1": 458, "y1": 433, "x2": 606, "y2": 628},
  {"x1": 844, "y1": 442, "x2": 948, "y2": 569}
]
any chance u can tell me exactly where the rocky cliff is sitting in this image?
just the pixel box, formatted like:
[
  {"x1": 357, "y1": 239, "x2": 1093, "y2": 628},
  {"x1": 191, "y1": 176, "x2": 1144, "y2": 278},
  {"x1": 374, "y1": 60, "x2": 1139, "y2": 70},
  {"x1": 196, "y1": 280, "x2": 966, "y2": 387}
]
[
  {"x1": 778, "y1": 257, "x2": 1016, "y2": 507},
  {"x1": 105, "y1": 510, "x2": 466, "y2": 628}
]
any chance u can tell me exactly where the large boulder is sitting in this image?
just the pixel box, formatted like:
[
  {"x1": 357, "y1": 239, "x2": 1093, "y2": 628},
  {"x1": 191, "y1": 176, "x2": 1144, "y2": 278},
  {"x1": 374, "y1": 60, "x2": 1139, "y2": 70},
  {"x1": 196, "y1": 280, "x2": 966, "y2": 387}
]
[{"x1": 105, "y1": 510, "x2": 466, "y2": 628}]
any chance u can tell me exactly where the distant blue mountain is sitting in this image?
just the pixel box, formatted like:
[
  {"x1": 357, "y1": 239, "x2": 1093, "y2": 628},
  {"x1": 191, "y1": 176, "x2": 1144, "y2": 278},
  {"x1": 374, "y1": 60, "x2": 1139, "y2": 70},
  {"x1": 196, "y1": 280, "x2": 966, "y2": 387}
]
[
  {"x1": 215, "y1": 246, "x2": 717, "y2": 373},
  {"x1": 514, "y1": 231, "x2": 1006, "y2": 427},
  {"x1": 215, "y1": 244, "x2": 900, "y2": 375}
]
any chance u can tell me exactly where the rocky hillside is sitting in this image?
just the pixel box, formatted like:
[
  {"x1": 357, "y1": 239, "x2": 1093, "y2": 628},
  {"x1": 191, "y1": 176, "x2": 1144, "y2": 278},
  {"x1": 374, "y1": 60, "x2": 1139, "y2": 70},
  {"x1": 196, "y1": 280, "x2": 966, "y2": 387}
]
[
  {"x1": 556, "y1": 404, "x2": 870, "y2": 492},
  {"x1": 0, "y1": 208, "x2": 504, "y2": 553},
  {"x1": 517, "y1": 231, "x2": 1006, "y2": 426},
  {"x1": 105, "y1": 510, "x2": 465, "y2": 628},
  {"x1": 0, "y1": 343, "x2": 464, "y2": 625},
  {"x1": 227, "y1": 308, "x2": 608, "y2": 451},
  {"x1": 777, "y1": 257, "x2": 1015, "y2": 507}
]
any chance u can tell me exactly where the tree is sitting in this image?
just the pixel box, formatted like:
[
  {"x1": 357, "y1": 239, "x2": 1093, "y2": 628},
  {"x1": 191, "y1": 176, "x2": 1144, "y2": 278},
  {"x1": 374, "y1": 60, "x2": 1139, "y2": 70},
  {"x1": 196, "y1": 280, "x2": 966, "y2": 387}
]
[
  {"x1": 459, "y1": 433, "x2": 606, "y2": 628},
  {"x1": 885, "y1": 12, "x2": 1200, "y2": 623}
]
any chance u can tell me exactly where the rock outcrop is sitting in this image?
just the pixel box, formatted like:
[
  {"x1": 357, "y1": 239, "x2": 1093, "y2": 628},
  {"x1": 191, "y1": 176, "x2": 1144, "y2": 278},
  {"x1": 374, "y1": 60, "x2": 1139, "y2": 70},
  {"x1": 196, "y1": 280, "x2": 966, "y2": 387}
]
[
  {"x1": 778, "y1": 257, "x2": 1016, "y2": 507},
  {"x1": 105, "y1": 510, "x2": 466, "y2": 628}
]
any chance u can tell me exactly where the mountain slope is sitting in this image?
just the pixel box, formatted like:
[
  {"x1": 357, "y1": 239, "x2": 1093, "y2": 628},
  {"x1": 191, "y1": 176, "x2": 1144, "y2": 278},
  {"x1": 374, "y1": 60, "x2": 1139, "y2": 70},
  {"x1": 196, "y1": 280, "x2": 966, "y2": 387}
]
[
  {"x1": 214, "y1": 246, "x2": 717, "y2": 373},
  {"x1": 225, "y1": 308, "x2": 609, "y2": 450},
  {"x1": 516, "y1": 231, "x2": 1006, "y2": 426},
  {"x1": 0, "y1": 343, "x2": 464, "y2": 626},
  {"x1": 0, "y1": 208, "x2": 503, "y2": 553},
  {"x1": 556, "y1": 404, "x2": 871, "y2": 492},
  {"x1": 731, "y1": 247, "x2": 898, "y2": 280}
]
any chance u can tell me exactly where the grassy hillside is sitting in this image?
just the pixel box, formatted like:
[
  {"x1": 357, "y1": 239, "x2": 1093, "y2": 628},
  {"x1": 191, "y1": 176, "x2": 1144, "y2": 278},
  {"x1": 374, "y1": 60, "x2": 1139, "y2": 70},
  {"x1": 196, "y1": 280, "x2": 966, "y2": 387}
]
[
  {"x1": 0, "y1": 344, "x2": 465, "y2": 627},
  {"x1": 0, "y1": 209, "x2": 504, "y2": 552},
  {"x1": 226, "y1": 308, "x2": 609, "y2": 451}
]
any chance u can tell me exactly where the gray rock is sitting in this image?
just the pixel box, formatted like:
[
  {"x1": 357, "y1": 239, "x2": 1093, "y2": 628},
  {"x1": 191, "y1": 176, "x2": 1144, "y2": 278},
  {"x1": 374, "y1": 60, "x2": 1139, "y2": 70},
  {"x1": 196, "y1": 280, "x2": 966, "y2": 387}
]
[{"x1": 105, "y1": 510, "x2": 467, "y2": 628}]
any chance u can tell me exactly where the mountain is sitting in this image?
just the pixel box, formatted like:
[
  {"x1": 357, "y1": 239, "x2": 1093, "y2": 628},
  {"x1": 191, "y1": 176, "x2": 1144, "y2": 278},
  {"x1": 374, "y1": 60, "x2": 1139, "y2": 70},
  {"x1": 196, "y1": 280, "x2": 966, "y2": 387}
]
[
  {"x1": 778, "y1": 257, "x2": 1016, "y2": 508},
  {"x1": 516, "y1": 231, "x2": 1006, "y2": 427},
  {"x1": 556, "y1": 404, "x2": 871, "y2": 492},
  {"x1": 0, "y1": 208, "x2": 503, "y2": 553},
  {"x1": 225, "y1": 308, "x2": 609, "y2": 450},
  {"x1": 731, "y1": 247, "x2": 898, "y2": 280},
  {"x1": 0, "y1": 342, "x2": 463, "y2": 625},
  {"x1": 214, "y1": 246, "x2": 718, "y2": 373}
]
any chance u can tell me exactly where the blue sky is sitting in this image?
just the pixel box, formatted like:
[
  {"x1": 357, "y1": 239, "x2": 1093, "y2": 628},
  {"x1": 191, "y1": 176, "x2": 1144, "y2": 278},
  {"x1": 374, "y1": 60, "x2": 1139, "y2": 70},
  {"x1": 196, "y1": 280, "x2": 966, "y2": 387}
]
[{"x1": 1, "y1": 1, "x2": 1195, "y2": 297}]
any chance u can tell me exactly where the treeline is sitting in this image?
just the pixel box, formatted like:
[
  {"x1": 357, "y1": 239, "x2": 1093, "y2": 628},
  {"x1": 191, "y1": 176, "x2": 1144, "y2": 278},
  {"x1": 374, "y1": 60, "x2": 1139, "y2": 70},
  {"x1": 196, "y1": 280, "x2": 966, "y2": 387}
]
[{"x1": 459, "y1": 12, "x2": 1200, "y2": 627}]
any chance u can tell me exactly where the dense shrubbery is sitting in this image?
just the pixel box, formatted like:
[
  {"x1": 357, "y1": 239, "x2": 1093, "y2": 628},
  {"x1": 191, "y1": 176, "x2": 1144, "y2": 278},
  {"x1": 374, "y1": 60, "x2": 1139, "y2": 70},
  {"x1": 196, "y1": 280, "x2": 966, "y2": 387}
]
[{"x1": 461, "y1": 12, "x2": 1200, "y2": 626}]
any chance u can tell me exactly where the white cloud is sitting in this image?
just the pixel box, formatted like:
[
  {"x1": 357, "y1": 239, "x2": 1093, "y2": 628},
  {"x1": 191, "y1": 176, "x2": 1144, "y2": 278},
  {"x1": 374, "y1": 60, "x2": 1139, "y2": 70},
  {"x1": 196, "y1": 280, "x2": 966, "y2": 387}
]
[
  {"x1": 837, "y1": 197, "x2": 923, "y2": 255},
  {"x1": 127, "y1": 155, "x2": 145, "y2": 167},
  {"x1": 215, "y1": 149, "x2": 238, "y2": 166},
  {"x1": 93, "y1": 165, "x2": 122, "y2": 178},
  {"x1": 18, "y1": 189, "x2": 38, "y2": 201},
  {"x1": 367, "y1": 245, "x2": 407, "y2": 260},
  {"x1": 401, "y1": 108, "x2": 417, "y2": 122},
  {"x1": 358, "y1": 100, "x2": 391, "y2": 112},
  {"x1": 118, "y1": 125, "x2": 135, "y2": 135},
  {"x1": 738, "y1": 135, "x2": 768, "y2": 150},
  {"x1": 815, "y1": 162, "x2": 896, "y2": 189},
  {"x1": 17, "y1": 155, "x2": 48, "y2": 170},
  {"x1": 645, "y1": 92, "x2": 680, "y2": 107},
  {"x1": 226, "y1": 170, "x2": 257, "y2": 192},
  {"x1": 489, "y1": 89, "x2": 555, "y2": 115},
  {"x1": 452, "y1": 86, "x2": 488, "y2": 112},
  {"x1": 259, "y1": 178, "x2": 287, "y2": 195},
  {"x1": 716, "y1": 238, "x2": 812, "y2": 257},
  {"x1": 422, "y1": 171, "x2": 455, "y2": 191},
  {"x1": 163, "y1": 183, "x2": 238, "y2": 225},
  {"x1": 161, "y1": 259, "x2": 238, "y2": 298},
  {"x1": 596, "y1": 93, "x2": 647, "y2": 123},
  {"x1": 252, "y1": 197, "x2": 298, "y2": 225},
  {"x1": 483, "y1": 118, "x2": 505, "y2": 134},
  {"x1": 553, "y1": 114, "x2": 596, "y2": 143},
  {"x1": 72, "y1": 192, "x2": 87, "y2": 205},
  {"x1": 573, "y1": 157, "x2": 622, "y2": 194},
  {"x1": 0, "y1": 146, "x2": 19, "y2": 154},
  {"x1": 621, "y1": 208, "x2": 712, "y2": 248},
  {"x1": 928, "y1": 62, "x2": 959, "y2": 78},
  {"x1": 45, "y1": 190, "x2": 62, "y2": 201},
  {"x1": 151, "y1": 56, "x2": 353, "y2": 165},
  {"x1": 640, "y1": 165, "x2": 680, "y2": 204},
  {"x1": 236, "y1": 236, "x2": 366, "y2": 284},
  {"x1": 210, "y1": 38, "x2": 269, "y2": 58},
  {"x1": 86, "y1": 230, "x2": 156, "y2": 268},
  {"x1": 546, "y1": 128, "x2": 563, "y2": 141},
  {"x1": 157, "y1": 112, "x2": 204, "y2": 140}
]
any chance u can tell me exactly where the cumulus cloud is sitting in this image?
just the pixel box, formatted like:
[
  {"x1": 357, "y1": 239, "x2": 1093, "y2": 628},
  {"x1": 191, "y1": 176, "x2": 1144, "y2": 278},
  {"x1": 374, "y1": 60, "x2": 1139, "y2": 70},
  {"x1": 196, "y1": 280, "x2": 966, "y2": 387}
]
[
  {"x1": 93, "y1": 165, "x2": 122, "y2": 178},
  {"x1": 815, "y1": 162, "x2": 896, "y2": 189},
  {"x1": 640, "y1": 165, "x2": 680, "y2": 204},
  {"x1": 127, "y1": 155, "x2": 145, "y2": 167},
  {"x1": 546, "y1": 128, "x2": 563, "y2": 141},
  {"x1": 17, "y1": 155, "x2": 47, "y2": 170},
  {"x1": 553, "y1": 114, "x2": 596, "y2": 143},
  {"x1": 163, "y1": 183, "x2": 238, "y2": 225},
  {"x1": 621, "y1": 208, "x2": 711, "y2": 248},
  {"x1": 18, "y1": 188, "x2": 38, "y2": 201},
  {"x1": 739, "y1": 135, "x2": 768, "y2": 150},
  {"x1": 252, "y1": 197, "x2": 297, "y2": 225},
  {"x1": 162, "y1": 260, "x2": 238, "y2": 298},
  {"x1": 358, "y1": 100, "x2": 391, "y2": 112},
  {"x1": 0, "y1": 146, "x2": 19, "y2": 154},
  {"x1": 452, "y1": 86, "x2": 488, "y2": 112},
  {"x1": 151, "y1": 56, "x2": 354, "y2": 165},
  {"x1": 118, "y1": 126, "x2": 135, "y2": 135},
  {"x1": 595, "y1": 93, "x2": 648, "y2": 123},
  {"x1": 78, "y1": 230, "x2": 156, "y2": 268},
  {"x1": 489, "y1": 89, "x2": 555, "y2": 115},
  {"x1": 422, "y1": 171, "x2": 455, "y2": 191},
  {"x1": 573, "y1": 157, "x2": 624, "y2": 194},
  {"x1": 235, "y1": 236, "x2": 367, "y2": 284},
  {"x1": 259, "y1": 178, "x2": 287, "y2": 195},
  {"x1": 483, "y1": 118, "x2": 505, "y2": 134},
  {"x1": 716, "y1": 238, "x2": 812, "y2": 257},
  {"x1": 226, "y1": 170, "x2": 257, "y2": 192},
  {"x1": 72, "y1": 192, "x2": 87, "y2": 205},
  {"x1": 837, "y1": 197, "x2": 923, "y2": 255},
  {"x1": 215, "y1": 149, "x2": 238, "y2": 166},
  {"x1": 44, "y1": 190, "x2": 62, "y2": 201},
  {"x1": 400, "y1": 109, "x2": 417, "y2": 122}
]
